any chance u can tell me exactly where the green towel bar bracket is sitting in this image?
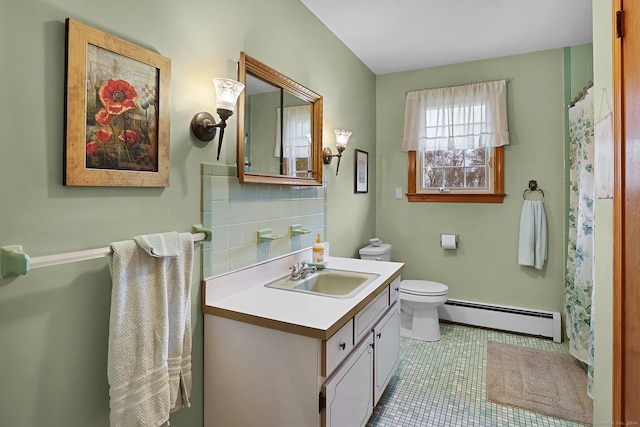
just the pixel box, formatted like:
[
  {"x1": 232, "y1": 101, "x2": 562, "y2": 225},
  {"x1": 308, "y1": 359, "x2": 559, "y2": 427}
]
[
  {"x1": 1, "y1": 245, "x2": 30, "y2": 278},
  {"x1": 290, "y1": 224, "x2": 310, "y2": 237},
  {"x1": 192, "y1": 225, "x2": 213, "y2": 242},
  {"x1": 258, "y1": 229, "x2": 284, "y2": 244}
]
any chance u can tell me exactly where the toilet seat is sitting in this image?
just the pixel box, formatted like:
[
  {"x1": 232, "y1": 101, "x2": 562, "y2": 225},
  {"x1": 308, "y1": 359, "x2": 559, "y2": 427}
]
[{"x1": 400, "y1": 280, "x2": 448, "y2": 297}]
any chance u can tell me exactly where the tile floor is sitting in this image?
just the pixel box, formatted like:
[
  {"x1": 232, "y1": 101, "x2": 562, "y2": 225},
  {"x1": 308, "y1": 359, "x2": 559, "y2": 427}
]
[{"x1": 367, "y1": 322, "x2": 588, "y2": 427}]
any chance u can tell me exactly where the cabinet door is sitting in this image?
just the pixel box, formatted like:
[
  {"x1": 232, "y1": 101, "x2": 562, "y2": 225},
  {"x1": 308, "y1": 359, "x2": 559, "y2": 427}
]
[
  {"x1": 373, "y1": 303, "x2": 400, "y2": 405},
  {"x1": 321, "y1": 334, "x2": 374, "y2": 427}
]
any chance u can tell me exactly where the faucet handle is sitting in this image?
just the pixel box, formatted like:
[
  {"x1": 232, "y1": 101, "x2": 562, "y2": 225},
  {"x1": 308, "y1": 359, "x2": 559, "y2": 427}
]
[{"x1": 290, "y1": 263, "x2": 300, "y2": 274}]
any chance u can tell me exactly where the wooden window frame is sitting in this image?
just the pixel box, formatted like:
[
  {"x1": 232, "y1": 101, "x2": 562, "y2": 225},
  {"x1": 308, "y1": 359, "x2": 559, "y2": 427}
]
[{"x1": 406, "y1": 147, "x2": 505, "y2": 203}]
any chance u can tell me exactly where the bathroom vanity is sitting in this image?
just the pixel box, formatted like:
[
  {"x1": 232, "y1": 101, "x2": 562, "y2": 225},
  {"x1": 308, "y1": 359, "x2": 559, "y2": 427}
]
[{"x1": 202, "y1": 250, "x2": 404, "y2": 427}]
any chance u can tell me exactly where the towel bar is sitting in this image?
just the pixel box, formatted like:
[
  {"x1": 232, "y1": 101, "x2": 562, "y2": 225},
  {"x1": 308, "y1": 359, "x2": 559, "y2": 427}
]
[{"x1": 0, "y1": 226, "x2": 212, "y2": 279}]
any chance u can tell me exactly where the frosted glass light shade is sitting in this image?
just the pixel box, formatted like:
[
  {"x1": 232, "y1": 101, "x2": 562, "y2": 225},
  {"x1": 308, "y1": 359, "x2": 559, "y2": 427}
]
[
  {"x1": 335, "y1": 129, "x2": 352, "y2": 148},
  {"x1": 213, "y1": 78, "x2": 245, "y2": 111}
]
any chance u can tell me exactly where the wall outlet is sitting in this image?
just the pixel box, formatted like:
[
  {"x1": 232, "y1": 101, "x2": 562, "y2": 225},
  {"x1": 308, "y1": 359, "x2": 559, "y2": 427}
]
[{"x1": 395, "y1": 187, "x2": 403, "y2": 199}]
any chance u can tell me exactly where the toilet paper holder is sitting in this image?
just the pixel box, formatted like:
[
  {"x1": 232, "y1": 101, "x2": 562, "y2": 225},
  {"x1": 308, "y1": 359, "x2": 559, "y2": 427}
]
[{"x1": 440, "y1": 234, "x2": 459, "y2": 249}]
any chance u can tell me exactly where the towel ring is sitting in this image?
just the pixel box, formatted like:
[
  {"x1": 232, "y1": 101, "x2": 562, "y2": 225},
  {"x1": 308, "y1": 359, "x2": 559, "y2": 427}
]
[{"x1": 523, "y1": 180, "x2": 545, "y2": 201}]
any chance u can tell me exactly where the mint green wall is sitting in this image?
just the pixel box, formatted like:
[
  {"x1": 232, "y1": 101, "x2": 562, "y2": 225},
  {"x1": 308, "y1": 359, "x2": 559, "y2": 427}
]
[
  {"x1": 0, "y1": 0, "x2": 375, "y2": 425},
  {"x1": 375, "y1": 49, "x2": 566, "y2": 313},
  {"x1": 567, "y1": 45, "x2": 595, "y2": 96},
  {"x1": 591, "y1": 0, "x2": 614, "y2": 422},
  {"x1": 563, "y1": 44, "x2": 594, "y2": 271}
]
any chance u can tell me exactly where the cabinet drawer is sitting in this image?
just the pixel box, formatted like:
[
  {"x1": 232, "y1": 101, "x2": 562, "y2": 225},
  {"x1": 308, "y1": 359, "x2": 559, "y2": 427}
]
[
  {"x1": 354, "y1": 288, "x2": 389, "y2": 344},
  {"x1": 324, "y1": 318, "x2": 354, "y2": 376},
  {"x1": 389, "y1": 276, "x2": 401, "y2": 304}
]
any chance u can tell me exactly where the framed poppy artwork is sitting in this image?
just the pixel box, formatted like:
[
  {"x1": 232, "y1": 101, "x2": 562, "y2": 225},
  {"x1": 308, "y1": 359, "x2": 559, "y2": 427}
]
[{"x1": 64, "y1": 18, "x2": 171, "y2": 187}]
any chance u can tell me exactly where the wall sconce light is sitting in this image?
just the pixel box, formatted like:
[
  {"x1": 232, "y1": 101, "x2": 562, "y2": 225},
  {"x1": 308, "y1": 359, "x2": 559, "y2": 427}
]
[
  {"x1": 191, "y1": 78, "x2": 245, "y2": 160},
  {"x1": 323, "y1": 129, "x2": 351, "y2": 175}
]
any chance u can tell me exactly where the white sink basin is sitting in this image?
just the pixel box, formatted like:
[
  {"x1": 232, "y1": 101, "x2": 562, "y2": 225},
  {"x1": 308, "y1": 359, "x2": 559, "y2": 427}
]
[{"x1": 265, "y1": 269, "x2": 379, "y2": 298}]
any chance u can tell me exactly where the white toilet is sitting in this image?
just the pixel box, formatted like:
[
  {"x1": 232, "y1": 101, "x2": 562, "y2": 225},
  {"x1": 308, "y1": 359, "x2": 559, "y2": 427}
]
[
  {"x1": 359, "y1": 242, "x2": 449, "y2": 342},
  {"x1": 399, "y1": 280, "x2": 448, "y2": 341}
]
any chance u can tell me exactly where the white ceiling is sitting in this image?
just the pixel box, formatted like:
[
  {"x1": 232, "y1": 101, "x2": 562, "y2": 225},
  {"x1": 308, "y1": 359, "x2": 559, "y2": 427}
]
[{"x1": 299, "y1": 0, "x2": 593, "y2": 75}]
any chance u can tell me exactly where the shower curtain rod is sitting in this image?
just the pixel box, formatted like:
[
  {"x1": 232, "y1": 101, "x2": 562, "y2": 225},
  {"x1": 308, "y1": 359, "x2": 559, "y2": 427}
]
[
  {"x1": 569, "y1": 79, "x2": 594, "y2": 108},
  {"x1": 0, "y1": 226, "x2": 212, "y2": 279}
]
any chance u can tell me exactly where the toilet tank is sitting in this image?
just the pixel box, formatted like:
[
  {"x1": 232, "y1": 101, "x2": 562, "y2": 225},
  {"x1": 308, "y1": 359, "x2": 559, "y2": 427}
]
[{"x1": 359, "y1": 243, "x2": 392, "y2": 261}]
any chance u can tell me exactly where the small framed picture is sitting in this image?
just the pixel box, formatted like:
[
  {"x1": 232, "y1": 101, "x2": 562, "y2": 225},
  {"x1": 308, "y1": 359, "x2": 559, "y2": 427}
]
[
  {"x1": 354, "y1": 149, "x2": 368, "y2": 193},
  {"x1": 64, "y1": 18, "x2": 171, "y2": 187}
]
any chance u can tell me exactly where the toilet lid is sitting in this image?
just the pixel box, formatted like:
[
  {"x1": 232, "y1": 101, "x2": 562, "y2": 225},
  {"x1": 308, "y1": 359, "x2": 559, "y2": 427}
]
[
  {"x1": 359, "y1": 243, "x2": 391, "y2": 257},
  {"x1": 401, "y1": 280, "x2": 448, "y2": 296}
]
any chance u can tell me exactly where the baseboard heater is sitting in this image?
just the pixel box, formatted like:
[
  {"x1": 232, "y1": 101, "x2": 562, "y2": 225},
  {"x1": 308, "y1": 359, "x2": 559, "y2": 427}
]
[{"x1": 438, "y1": 298, "x2": 562, "y2": 343}]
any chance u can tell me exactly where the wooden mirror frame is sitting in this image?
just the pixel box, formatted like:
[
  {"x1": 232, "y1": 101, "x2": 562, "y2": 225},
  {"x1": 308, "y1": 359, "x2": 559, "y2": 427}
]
[{"x1": 237, "y1": 52, "x2": 323, "y2": 186}]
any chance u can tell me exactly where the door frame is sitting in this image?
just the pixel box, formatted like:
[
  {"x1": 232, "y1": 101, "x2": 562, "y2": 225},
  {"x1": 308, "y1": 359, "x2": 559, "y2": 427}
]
[
  {"x1": 612, "y1": 0, "x2": 623, "y2": 413},
  {"x1": 612, "y1": 0, "x2": 638, "y2": 421}
]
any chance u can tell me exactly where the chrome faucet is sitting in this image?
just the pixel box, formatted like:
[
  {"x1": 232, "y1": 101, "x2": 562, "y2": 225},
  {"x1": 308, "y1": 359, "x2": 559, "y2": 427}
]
[{"x1": 289, "y1": 261, "x2": 317, "y2": 280}]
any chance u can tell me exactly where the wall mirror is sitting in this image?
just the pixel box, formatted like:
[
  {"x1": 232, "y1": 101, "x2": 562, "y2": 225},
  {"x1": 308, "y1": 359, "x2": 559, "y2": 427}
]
[{"x1": 237, "y1": 52, "x2": 323, "y2": 186}]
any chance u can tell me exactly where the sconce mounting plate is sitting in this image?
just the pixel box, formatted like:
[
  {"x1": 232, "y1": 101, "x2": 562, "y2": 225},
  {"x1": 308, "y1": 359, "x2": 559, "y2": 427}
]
[
  {"x1": 191, "y1": 112, "x2": 217, "y2": 142},
  {"x1": 323, "y1": 147, "x2": 334, "y2": 165}
]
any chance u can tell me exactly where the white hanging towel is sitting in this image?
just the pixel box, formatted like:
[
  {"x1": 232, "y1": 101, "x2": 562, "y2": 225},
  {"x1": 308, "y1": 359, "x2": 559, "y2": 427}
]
[
  {"x1": 518, "y1": 200, "x2": 548, "y2": 270},
  {"x1": 108, "y1": 232, "x2": 194, "y2": 427}
]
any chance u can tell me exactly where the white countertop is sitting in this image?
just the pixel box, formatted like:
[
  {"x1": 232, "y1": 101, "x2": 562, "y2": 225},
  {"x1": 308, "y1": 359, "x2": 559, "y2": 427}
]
[{"x1": 203, "y1": 253, "x2": 404, "y2": 340}]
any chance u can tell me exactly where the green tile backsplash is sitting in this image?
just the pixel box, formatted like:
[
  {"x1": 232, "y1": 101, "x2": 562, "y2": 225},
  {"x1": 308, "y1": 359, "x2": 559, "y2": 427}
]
[{"x1": 201, "y1": 164, "x2": 327, "y2": 277}]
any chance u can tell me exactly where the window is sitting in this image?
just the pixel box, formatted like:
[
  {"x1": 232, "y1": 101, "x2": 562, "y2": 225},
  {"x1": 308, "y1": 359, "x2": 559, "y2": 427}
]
[
  {"x1": 275, "y1": 104, "x2": 312, "y2": 177},
  {"x1": 402, "y1": 80, "x2": 508, "y2": 203}
]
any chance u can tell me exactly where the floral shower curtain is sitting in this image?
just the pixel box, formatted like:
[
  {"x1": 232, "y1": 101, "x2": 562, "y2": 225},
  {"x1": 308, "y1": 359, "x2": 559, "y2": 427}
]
[{"x1": 565, "y1": 87, "x2": 595, "y2": 396}]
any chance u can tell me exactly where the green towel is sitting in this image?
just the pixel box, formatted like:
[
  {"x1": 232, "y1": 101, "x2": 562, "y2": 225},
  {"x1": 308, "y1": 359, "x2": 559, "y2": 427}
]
[
  {"x1": 518, "y1": 200, "x2": 547, "y2": 270},
  {"x1": 108, "y1": 232, "x2": 194, "y2": 426},
  {"x1": 134, "y1": 231, "x2": 182, "y2": 258}
]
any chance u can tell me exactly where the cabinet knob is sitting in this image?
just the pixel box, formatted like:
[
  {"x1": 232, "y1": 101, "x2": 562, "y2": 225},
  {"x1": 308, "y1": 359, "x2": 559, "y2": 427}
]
[
  {"x1": 395, "y1": 287, "x2": 399, "y2": 291},
  {"x1": 339, "y1": 342, "x2": 346, "y2": 350},
  {"x1": 377, "y1": 332, "x2": 382, "y2": 339}
]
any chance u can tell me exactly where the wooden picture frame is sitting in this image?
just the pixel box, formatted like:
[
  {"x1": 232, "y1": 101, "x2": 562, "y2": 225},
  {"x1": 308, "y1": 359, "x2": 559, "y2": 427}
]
[
  {"x1": 64, "y1": 18, "x2": 171, "y2": 187},
  {"x1": 354, "y1": 149, "x2": 368, "y2": 193}
]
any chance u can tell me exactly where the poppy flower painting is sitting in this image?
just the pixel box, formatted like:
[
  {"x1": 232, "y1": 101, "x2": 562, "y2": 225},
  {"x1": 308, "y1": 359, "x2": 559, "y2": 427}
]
[
  {"x1": 65, "y1": 18, "x2": 170, "y2": 187},
  {"x1": 84, "y1": 47, "x2": 159, "y2": 173}
]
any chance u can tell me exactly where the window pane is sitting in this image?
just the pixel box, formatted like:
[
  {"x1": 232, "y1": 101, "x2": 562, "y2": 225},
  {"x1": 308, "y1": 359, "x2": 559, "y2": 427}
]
[
  {"x1": 424, "y1": 150, "x2": 444, "y2": 166},
  {"x1": 446, "y1": 150, "x2": 464, "y2": 166},
  {"x1": 465, "y1": 167, "x2": 486, "y2": 188},
  {"x1": 444, "y1": 168, "x2": 464, "y2": 187},
  {"x1": 464, "y1": 148, "x2": 486, "y2": 166},
  {"x1": 424, "y1": 167, "x2": 443, "y2": 188}
]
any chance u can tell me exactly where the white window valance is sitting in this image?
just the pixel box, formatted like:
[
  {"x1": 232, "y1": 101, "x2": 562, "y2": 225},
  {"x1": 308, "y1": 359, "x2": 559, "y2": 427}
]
[{"x1": 402, "y1": 79, "x2": 509, "y2": 152}]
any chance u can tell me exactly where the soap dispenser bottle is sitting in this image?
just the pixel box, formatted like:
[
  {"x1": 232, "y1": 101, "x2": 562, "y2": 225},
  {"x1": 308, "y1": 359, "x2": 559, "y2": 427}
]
[{"x1": 313, "y1": 234, "x2": 324, "y2": 263}]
